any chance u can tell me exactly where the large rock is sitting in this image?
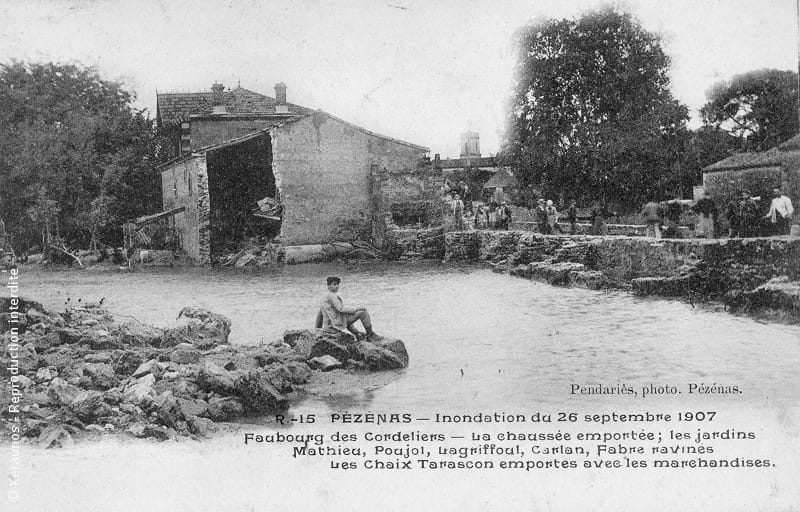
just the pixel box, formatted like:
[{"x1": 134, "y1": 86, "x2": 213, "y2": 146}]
[
  {"x1": 0, "y1": 336, "x2": 38, "y2": 377},
  {"x1": 355, "y1": 337, "x2": 409, "y2": 370},
  {"x1": 206, "y1": 396, "x2": 244, "y2": 421},
  {"x1": 186, "y1": 415, "x2": 216, "y2": 438},
  {"x1": 196, "y1": 363, "x2": 236, "y2": 394},
  {"x1": 122, "y1": 374, "x2": 156, "y2": 404},
  {"x1": 153, "y1": 391, "x2": 183, "y2": 429},
  {"x1": 162, "y1": 307, "x2": 231, "y2": 350},
  {"x1": 69, "y1": 391, "x2": 112, "y2": 422},
  {"x1": 39, "y1": 425, "x2": 75, "y2": 449},
  {"x1": 234, "y1": 369, "x2": 289, "y2": 414},
  {"x1": 726, "y1": 277, "x2": 800, "y2": 320},
  {"x1": 285, "y1": 328, "x2": 358, "y2": 361},
  {"x1": 47, "y1": 378, "x2": 82, "y2": 405},
  {"x1": 115, "y1": 321, "x2": 163, "y2": 347},
  {"x1": 82, "y1": 363, "x2": 119, "y2": 390},
  {"x1": 176, "y1": 398, "x2": 208, "y2": 418},
  {"x1": 308, "y1": 355, "x2": 342, "y2": 371}
]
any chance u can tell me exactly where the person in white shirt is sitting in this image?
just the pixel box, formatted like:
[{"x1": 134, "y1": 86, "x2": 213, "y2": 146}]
[{"x1": 764, "y1": 188, "x2": 794, "y2": 236}]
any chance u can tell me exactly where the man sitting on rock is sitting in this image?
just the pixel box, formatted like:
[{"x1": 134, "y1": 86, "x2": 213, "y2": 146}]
[{"x1": 315, "y1": 276, "x2": 379, "y2": 341}]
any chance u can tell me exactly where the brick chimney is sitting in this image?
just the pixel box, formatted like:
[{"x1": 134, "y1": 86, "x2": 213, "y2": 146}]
[
  {"x1": 275, "y1": 82, "x2": 288, "y2": 113},
  {"x1": 211, "y1": 82, "x2": 226, "y2": 114}
]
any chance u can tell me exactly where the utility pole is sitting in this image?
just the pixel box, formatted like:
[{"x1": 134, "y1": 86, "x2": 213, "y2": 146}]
[{"x1": 797, "y1": 0, "x2": 800, "y2": 129}]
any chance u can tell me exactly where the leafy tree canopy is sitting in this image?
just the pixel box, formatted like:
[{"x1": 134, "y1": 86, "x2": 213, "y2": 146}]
[
  {"x1": 503, "y1": 6, "x2": 691, "y2": 208},
  {"x1": 701, "y1": 68, "x2": 798, "y2": 152},
  {"x1": 0, "y1": 62, "x2": 172, "y2": 252}
]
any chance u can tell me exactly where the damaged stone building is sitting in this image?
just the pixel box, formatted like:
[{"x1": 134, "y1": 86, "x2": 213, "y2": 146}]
[{"x1": 156, "y1": 83, "x2": 435, "y2": 262}]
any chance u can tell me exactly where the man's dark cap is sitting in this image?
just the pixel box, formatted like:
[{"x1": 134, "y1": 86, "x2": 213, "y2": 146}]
[{"x1": 327, "y1": 276, "x2": 341, "y2": 285}]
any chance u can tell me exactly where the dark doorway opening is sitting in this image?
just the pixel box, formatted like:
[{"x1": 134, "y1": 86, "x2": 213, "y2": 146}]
[{"x1": 206, "y1": 133, "x2": 280, "y2": 255}]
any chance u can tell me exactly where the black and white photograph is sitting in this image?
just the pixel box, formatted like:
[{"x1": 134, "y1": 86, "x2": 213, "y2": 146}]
[{"x1": 1, "y1": 1, "x2": 799, "y2": 510}]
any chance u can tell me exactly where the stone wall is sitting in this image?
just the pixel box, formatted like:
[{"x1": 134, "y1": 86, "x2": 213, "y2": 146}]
[
  {"x1": 380, "y1": 171, "x2": 443, "y2": 227},
  {"x1": 190, "y1": 117, "x2": 284, "y2": 150},
  {"x1": 270, "y1": 112, "x2": 425, "y2": 245},
  {"x1": 444, "y1": 230, "x2": 800, "y2": 284},
  {"x1": 161, "y1": 156, "x2": 211, "y2": 263},
  {"x1": 384, "y1": 227, "x2": 446, "y2": 260}
]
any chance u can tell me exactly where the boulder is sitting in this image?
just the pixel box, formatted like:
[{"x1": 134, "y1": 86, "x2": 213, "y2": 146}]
[
  {"x1": 176, "y1": 398, "x2": 208, "y2": 418},
  {"x1": 162, "y1": 307, "x2": 231, "y2": 350},
  {"x1": 122, "y1": 374, "x2": 156, "y2": 404},
  {"x1": 567, "y1": 270, "x2": 608, "y2": 290},
  {"x1": 308, "y1": 355, "x2": 343, "y2": 372},
  {"x1": 528, "y1": 261, "x2": 586, "y2": 285},
  {"x1": 169, "y1": 347, "x2": 202, "y2": 365},
  {"x1": 35, "y1": 367, "x2": 54, "y2": 382},
  {"x1": 196, "y1": 363, "x2": 236, "y2": 394},
  {"x1": 153, "y1": 391, "x2": 183, "y2": 429},
  {"x1": 355, "y1": 337, "x2": 409, "y2": 370},
  {"x1": 47, "y1": 378, "x2": 82, "y2": 405},
  {"x1": 0, "y1": 338, "x2": 37, "y2": 377},
  {"x1": 206, "y1": 396, "x2": 244, "y2": 421},
  {"x1": 82, "y1": 363, "x2": 119, "y2": 390},
  {"x1": 308, "y1": 329, "x2": 359, "y2": 361},
  {"x1": 131, "y1": 359, "x2": 162, "y2": 379},
  {"x1": 31, "y1": 332, "x2": 61, "y2": 351},
  {"x1": 84, "y1": 353, "x2": 112, "y2": 364},
  {"x1": 39, "y1": 425, "x2": 75, "y2": 449},
  {"x1": 284, "y1": 362, "x2": 312, "y2": 385},
  {"x1": 115, "y1": 321, "x2": 163, "y2": 347},
  {"x1": 234, "y1": 369, "x2": 289, "y2": 414},
  {"x1": 186, "y1": 415, "x2": 216, "y2": 438},
  {"x1": 56, "y1": 328, "x2": 84, "y2": 345},
  {"x1": 69, "y1": 391, "x2": 112, "y2": 422}
]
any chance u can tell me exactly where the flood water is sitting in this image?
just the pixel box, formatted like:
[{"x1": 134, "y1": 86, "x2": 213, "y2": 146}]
[
  {"x1": 19, "y1": 262, "x2": 800, "y2": 409},
  {"x1": 7, "y1": 263, "x2": 800, "y2": 512}
]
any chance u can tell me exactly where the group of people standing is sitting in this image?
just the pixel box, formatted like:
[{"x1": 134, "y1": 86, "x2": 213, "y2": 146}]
[
  {"x1": 534, "y1": 198, "x2": 566, "y2": 234},
  {"x1": 725, "y1": 188, "x2": 794, "y2": 238},
  {"x1": 641, "y1": 187, "x2": 794, "y2": 239}
]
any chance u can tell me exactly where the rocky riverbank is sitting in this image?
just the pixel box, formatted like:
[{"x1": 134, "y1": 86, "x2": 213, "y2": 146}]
[
  {"x1": 442, "y1": 231, "x2": 800, "y2": 324},
  {"x1": 0, "y1": 298, "x2": 408, "y2": 446}
]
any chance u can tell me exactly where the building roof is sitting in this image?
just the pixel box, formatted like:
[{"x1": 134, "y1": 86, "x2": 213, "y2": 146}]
[
  {"x1": 703, "y1": 132, "x2": 800, "y2": 173},
  {"x1": 156, "y1": 86, "x2": 313, "y2": 126},
  {"x1": 483, "y1": 168, "x2": 517, "y2": 189},
  {"x1": 777, "y1": 132, "x2": 800, "y2": 151},
  {"x1": 271, "y1": 110, "x2": 429, "y2": 151},
  {"x1": 159, "y1": 110, "x2": 429, "y2": 172}
]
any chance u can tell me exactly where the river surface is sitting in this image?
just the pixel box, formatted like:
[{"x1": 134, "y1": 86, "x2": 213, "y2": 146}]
[{"x1": 6, "y1": 263, "x2": 800, "y2": 511}]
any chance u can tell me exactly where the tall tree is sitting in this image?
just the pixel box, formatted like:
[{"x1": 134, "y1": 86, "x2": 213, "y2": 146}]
[
  {"x1": 0, "y1": 62, "x2": 172, "y2": 252},
  {"x1": 701, "y1": 68, "x2": 799, "y2": 152},
  {"x1": 503, "y1": 6, "x2": 690, "y2": 209}
]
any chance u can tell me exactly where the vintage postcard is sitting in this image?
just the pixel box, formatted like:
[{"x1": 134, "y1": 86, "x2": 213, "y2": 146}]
[{"x1": 1, "y1": 1, "x2": 798, "y2": 511}]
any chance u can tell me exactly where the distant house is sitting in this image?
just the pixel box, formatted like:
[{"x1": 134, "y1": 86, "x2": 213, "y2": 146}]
[
  {"x1": 156, "y1": 82, "x2": 313, "y2": 155},
  {"x1": 482, "y1": 168, "x2": 518, "y2": 204},
  {"x1": 702, "y1": 133, "x2": 800, "y2": 203}
]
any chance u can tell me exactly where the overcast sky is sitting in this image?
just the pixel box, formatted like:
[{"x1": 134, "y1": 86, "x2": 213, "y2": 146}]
[{"x1": 1, "y1": 0, "x2": 798, "y2": 156}]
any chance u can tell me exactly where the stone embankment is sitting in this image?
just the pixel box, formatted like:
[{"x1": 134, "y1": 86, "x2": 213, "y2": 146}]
[
  {"x1": 0, "y1": 298, "x2": 408, "y2": 446},
  {"x1": 443, "y1": 231, "x2": 800, "y2": 323}
]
